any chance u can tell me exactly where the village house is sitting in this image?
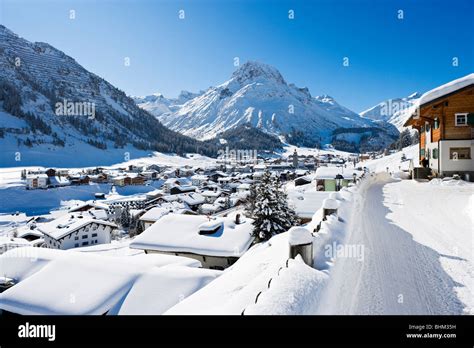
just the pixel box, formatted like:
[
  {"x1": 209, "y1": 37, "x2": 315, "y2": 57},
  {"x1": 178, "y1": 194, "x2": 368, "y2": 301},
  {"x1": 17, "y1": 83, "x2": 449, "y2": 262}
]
[
  {"x1": 162, "y1": 178, "x2": 191, "y2": 193},
  {"x1": 191, "y1": 174, "x2": 209, "y2": 186},
  {"x1": 112, "y1": 175, "x2": 131, "y2": 187},
  {"x1": 315, "y1": 167, "x2": 363, "y2": 191},
  {"x1": 17, "y1": 228, "x2": 44, "y2": 242},
  {"x1": 169, "y1": 185, "x2": 196, "y2": 195},
  {"x1": 45, "y1": 168, "x2": 56, "y2": 177},
  {"x1": 177, "y1": 192, "x2": 205, "y2": 211},
  {"x1": 141, "y1": 170, "x2": 158, "y2": 180},
  {"x1": 38, "y1": 212, "x2": 117, "y2": 250},
  {"x1": 0, "y1": 237, "x2": 30, "y2": 255},
  {"x1": 26, "y1": 174, "x2": 48, "y2": 189},
  {"x1": 48, "y1": 176, "x2": 70, "y2": 188},
  {"x1": 404, "y1": 73, "x2": 474, "y2": 179},
  {"x1": 89, "y1": 173, "x2": 108, "y2": 183},
  {"x1": 201, "y1": 190, "x2": 222, "y2": 203},
  {"x1": 129, "y1": 213, "x2": 254, "y2": 269},
  {"x1": 69, "y1": 174, "x2": 90, "y2": 185},
  {"x1": 139, "y1": 207, "x2": 172, "y2": 229},
  {"x1": 68, "y1": 201, "x2": 110, "y2": 214}
]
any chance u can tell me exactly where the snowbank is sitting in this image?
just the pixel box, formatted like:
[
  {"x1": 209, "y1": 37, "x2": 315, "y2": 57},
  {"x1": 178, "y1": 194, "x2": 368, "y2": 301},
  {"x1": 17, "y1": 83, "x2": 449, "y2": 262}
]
[
  {"x1": 108, "y1": 265, "x2": 221, "y2": 315},
  {"x1": 0, "y1": 246, "x2": 208, "y2": 315},
  {"x1": 243, "y1": 256, "x2": 328, "y2": 315}
]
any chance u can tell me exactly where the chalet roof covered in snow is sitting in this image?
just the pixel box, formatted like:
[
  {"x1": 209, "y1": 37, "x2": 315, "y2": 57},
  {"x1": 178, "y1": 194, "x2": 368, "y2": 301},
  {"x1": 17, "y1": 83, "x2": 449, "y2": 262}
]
[
  {"x1": 403, "y1": 73, "x2": 474, "y2": 126},
  {"x1": 37, "y1": 212, "x2": 117, "y2": 240},
  {"x1": 68, "y1": 201, "x2": 109, "y2": 212},
  {"x1": 108, "y1": 265, "x2": 221, "y2": 315},
  {"x1": 139, "y1": 207, "x2": 171, "y2": 222},
  {"x1": 287, "y1": 190, "x2": 331, "y2": 219},
  {"x1": 177, "y1": 192, "x2": 205, "y2": 206},
  {"x1": 0, "y1": 247, "x2": 207, "y2": 315},
  {"x1": 315, "y1": 167, "x2": 364, "y2": 180},
  {"x1": 0, "y1": 236, "x2": 30, "y2": 249},
  {"x1": 130, "y1": 213, "x2": 254, "y2": 257}
]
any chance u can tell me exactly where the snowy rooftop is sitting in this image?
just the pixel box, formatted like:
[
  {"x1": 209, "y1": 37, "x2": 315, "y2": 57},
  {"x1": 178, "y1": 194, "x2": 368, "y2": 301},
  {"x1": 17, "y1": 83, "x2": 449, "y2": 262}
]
[
  {"x1": 107, "y1": 265, "x2": 221, "y2": 315},
  {"x1": 0, "y1": 236, "x2": 30, "y2": 248},
  {"x1": 404, "y1": 73, "x2": 474, "y2": 125},
  {"x1": 130, "y1": 214, "x2": 254, "y2": 257},
  {"x1": 37, "y1": 212, "x2": 117, "y2": 240},
  {"x1": 0, "y1": 247, "x2": 211, "y2": 315},
  {"x1": 417, "y1": 73, "x2": 474, "y2": 107},
  {"x1": 315, "y1": 167, "x2": 364, "y2": 180},
  {"x1": 287, "y1": 190, "x2": 330, "y2": 219},
  {"x1": 68, "y1": 201, "x2": 109, "y2": 212},
  {"x1": 139, "y1": 207, "x2": 171, "y2": 222},
  {"x1": 177, "y1": 192, "x2": 205, "y2": 206}
]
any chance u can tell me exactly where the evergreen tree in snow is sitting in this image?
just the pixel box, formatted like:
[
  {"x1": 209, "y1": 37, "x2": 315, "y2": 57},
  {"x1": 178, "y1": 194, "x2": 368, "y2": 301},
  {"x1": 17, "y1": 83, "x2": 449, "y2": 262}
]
[
  {"x1": 252, "y1": 172, "x2": 298, "y2": 242},
  {"x1": 244, "y1": 183, "x2": 258, "y2": 218},
  {"x1": 397, "y1": 129, "x2": 413, "y2": 149},
  {"x1": 119, "y1": 206, "x2": 131, "y2": 228}
]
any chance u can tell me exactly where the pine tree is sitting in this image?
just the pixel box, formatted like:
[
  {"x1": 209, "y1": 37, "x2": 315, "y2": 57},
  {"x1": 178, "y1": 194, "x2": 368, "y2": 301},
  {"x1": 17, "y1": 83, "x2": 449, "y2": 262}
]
[
  {"x1": 398, "y1": 129, "x2": 412, "y2": 149},
  {"x1": 120, "y1": 206, "x2": 131, "y2": 228},
  {"x1": 251, "y1": 172, "x2": 298, "y2": 242},
  {"x1": 244, "y1": 183, "x2": 258, "y2": 217}
]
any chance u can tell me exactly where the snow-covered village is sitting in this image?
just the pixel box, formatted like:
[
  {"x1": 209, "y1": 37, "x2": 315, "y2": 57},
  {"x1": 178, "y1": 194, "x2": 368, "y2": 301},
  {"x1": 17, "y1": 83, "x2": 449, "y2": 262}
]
[{"x1": 0, "y1": 0, "x2": 473, "y2": 345}]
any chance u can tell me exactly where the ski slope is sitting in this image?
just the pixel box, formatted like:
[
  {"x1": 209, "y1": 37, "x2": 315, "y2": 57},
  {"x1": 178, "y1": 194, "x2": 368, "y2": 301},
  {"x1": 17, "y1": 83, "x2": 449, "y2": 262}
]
[{"x1": 315, "y1": 173, "x2": 473, "y2": 314}]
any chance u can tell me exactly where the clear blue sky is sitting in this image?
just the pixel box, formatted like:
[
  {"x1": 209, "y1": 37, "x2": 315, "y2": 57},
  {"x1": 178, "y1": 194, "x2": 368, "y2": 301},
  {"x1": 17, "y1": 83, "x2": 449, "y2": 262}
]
[{"x1": 1, "y1": 0, "x2": 473, "y2": 112}]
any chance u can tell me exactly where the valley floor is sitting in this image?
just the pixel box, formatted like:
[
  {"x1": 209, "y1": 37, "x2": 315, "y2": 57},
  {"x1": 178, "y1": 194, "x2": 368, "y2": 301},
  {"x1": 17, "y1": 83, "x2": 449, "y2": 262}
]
[{"x1": 315, "y1": 173, "x2": 473, "y2": 314}]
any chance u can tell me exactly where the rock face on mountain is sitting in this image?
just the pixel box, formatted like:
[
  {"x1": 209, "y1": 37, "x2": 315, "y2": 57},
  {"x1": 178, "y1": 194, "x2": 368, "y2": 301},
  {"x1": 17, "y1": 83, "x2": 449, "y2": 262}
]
[
  {"x1": 137, "y1": 61, "x2": 398, "y2": 151},
  {"x1": 0, "y1": 25, "x2": 215, "y2": 166}
]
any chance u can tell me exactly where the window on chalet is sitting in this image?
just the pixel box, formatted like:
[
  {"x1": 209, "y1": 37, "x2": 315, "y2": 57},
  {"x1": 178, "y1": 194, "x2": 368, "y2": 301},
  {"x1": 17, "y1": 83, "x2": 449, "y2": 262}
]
[
  {"x1": 420, "y1": 125, "x2": 425, "y2": 132},
  {"x1": 420, "y1": 149, "x2": 425, "y2": 157},
  {"x1": 425, "y1": 124, "x2": 430, "y2": 132},
  {"x1": 455, "y1": 113, "x2": 468, "y2": 126},
  {"x1": 450, "y1": 147, "x2": 471, "y2": 160},
  {"x1": 82, "y1": 241, "x2": 88, "y2": 246},
  {"x1": 92, "y1": 233, "x2": 97, "y2": 237},
  {"x1": 433, "y1": 119, "x2": 439, "y2": 129},
  {"x1": 82, "y1": 235, "x2": 88, "y2": 239},
  {"x1": 75, "y1": 243, "x2": 79, "y2": 248},
  {"x1": 74, "y1": 236, "x2": 79, "y2": 240},
  {"x1": 432, "y1": 148, "x2": 439, "y2": 159}
]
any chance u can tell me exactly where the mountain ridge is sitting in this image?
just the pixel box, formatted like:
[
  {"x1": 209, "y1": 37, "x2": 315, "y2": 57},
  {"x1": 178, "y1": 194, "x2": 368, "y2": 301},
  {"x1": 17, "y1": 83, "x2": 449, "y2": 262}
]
[
  {"x1": 0, "y1": 25, "x2": 220, "y2": 166},
  {"x1": 136, "y1": 61, "x2": 399, "y2": 151}
]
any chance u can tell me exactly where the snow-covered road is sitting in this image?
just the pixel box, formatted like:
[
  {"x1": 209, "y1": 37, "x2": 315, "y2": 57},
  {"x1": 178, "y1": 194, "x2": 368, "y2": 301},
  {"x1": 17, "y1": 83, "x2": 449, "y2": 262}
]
[{"x1": 316, "y1": 173, "x2": 473, "y2": 314}]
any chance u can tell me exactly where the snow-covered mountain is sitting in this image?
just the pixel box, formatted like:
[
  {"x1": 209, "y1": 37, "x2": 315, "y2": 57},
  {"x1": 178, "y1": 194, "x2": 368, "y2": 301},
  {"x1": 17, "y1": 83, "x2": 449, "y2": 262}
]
[
  {"x1": 360, "y1": 92, "x2": 421, "y2": 130},
  {"x1": 138, "y1": 61, "x2": 398, "y2": 151},
  {"x1": 0, "y1": 25, "x2": 214, "y2": 167},
  {"x1": 133, "y1": 90, "x2": 203, "y2": 116}
]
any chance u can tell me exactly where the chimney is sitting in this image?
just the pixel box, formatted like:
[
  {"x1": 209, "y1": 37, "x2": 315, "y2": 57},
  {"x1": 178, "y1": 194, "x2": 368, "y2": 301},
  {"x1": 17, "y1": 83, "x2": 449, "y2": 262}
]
[{"x1": 235, "y1": 213, "x2": 241, "y2": 225}]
